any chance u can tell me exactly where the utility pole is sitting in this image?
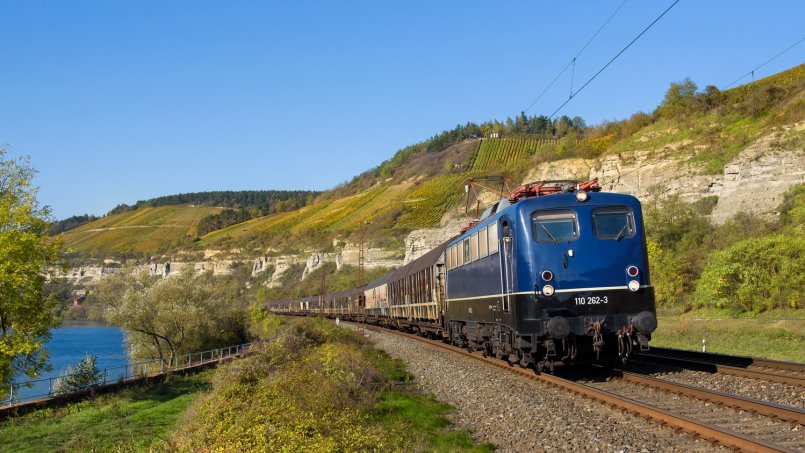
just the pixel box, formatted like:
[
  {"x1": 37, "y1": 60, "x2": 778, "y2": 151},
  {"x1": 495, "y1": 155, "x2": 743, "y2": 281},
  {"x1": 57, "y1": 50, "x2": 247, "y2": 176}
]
[
  {"x1": 358, "y1": 222, "x2": 366, "y2": 286},
  {"x1": 319, "y1": 252, "x2": 326, "y2": 316}
]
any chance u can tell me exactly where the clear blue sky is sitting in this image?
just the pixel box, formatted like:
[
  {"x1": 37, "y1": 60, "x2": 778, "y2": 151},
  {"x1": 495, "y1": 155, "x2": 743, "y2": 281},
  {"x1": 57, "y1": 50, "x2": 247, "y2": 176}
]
[{"x1": 1, "y1": 1, "x2": 803, "y2": 219}]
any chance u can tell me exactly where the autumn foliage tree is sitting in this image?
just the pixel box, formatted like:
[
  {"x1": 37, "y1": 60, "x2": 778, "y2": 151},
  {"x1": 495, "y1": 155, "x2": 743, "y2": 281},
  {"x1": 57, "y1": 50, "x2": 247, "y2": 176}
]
[
  {"x1": 0, "y1": 151, "x2": 63, "y2": 397},
  {"x1": 100, "y1": 268, "x2": 248, "y2": 364}
]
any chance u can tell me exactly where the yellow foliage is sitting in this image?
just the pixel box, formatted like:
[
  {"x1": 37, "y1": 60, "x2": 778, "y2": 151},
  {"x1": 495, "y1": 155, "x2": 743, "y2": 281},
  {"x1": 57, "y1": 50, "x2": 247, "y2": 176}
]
[{"x1": 173, "y1": 320, "x2": 403, "y2": 451}]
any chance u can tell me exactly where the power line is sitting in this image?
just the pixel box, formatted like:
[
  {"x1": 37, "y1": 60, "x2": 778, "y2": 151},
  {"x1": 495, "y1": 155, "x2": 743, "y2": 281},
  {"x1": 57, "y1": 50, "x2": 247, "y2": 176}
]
[
  {"x1": 722, "y1": 36, "x2": 805, "y2": 90},
  {"x1": 549, "y1": 0, "x2": 681, "y2": 119},
  {"x1": 523, "y1": 0, "x2": 629, "y2": 114}
]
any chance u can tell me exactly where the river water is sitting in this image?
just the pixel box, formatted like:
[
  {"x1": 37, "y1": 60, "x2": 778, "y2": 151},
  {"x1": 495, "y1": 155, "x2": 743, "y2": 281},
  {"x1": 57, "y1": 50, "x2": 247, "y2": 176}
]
[{"x1": 7, "y1": 320, "x2": 129, "y2": 402}]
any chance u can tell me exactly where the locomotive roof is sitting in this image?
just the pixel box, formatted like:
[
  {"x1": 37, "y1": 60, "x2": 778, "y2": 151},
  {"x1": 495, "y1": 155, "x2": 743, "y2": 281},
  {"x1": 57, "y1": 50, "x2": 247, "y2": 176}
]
[{"x1": 453, "y1": 191, "x2": 641, "y2": 242}]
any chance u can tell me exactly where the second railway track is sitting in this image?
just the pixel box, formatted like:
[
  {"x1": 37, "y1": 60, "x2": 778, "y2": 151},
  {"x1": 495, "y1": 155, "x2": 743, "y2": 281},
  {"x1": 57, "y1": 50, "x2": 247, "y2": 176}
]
[{"x1": 637, "y1": 347, "x2": 805, "y2": 387}]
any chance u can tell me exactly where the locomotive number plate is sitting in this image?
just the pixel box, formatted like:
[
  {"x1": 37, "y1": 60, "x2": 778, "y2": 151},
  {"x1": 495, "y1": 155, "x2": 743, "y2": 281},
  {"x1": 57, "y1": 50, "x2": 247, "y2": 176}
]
[{"x1": 574, "y1": 296, "x2": 608, "y2": 306}]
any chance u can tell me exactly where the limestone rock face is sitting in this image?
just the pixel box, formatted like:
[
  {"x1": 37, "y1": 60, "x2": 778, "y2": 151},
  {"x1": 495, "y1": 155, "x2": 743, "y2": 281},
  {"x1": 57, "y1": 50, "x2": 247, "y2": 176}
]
[
  {"x1": 523, "y1": 124, "x2": 805, "y2": 224},
  {"x1": 302, "y1": 252, "x2": 336, "y2": 280},
  {"x1": 55, "y1": 123, "x2": 804, "y2": 288},
  {"x1": 525, "y1": 158, "x2": 595, "y2": 182},
  {"x1": 338, "y1": 242, "x2": 405, "y2": 270},
  {"x1": 403, "y1": 216, "x2": 464, "y2": 264}
]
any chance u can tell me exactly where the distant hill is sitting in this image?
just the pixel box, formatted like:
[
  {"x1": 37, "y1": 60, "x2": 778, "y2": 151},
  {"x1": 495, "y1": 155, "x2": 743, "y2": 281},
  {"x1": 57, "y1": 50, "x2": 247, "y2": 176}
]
[
  {"x1": 61, "y1": 63, "x2": 805, "y2": 258},
  {"x1": 49, "y1": 214, "x2": 100, "y2": 235},
  {"x1": 60, "y1": 205, "x2": 223, "y2": 257},
  {"x1": 52, "y1": 190, "x2": 318, "y2": 246},
  {"x1": 108, "y1": 190, "x2": 318, "y2": 216}
]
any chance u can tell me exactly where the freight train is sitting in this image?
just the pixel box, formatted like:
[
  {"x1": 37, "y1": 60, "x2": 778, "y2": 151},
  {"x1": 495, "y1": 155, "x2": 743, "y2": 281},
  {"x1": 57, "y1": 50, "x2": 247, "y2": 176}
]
[{"x1": 267, "y1": 179, "x2": 657, "y2": 372}]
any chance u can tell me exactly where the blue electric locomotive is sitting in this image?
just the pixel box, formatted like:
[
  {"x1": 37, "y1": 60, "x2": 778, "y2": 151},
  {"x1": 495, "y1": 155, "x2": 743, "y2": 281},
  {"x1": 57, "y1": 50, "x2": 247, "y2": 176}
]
[
  {"x1": 267, "y1": 179, "x2": 657, "y2": 372},
  {"x1": 444, "y1": 180, "x2": 657, "y2": 371}
]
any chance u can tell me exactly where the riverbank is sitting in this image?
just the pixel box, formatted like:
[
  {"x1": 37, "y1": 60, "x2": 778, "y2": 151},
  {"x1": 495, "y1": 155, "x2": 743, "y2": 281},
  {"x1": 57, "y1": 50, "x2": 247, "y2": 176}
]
[
  {"x1": 0, "y1": 371, "x2": 212, "y2": 452},
  {"x1": 0, "y1": 316, "x2": 493, "y2": 452}
]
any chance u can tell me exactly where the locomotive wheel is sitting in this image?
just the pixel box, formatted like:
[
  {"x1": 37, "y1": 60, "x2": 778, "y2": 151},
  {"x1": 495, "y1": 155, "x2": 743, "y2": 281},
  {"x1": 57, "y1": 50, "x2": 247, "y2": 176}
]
[{"x1": 484, "y1": 342, "x2": 494, "y2": 358}]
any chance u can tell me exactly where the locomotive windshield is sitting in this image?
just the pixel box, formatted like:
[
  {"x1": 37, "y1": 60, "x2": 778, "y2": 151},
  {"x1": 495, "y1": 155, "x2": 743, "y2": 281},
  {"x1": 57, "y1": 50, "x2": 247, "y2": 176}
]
[
  {"x1": 592, "y1": 207, "x2": 635, "y2": 240},
  {"x1": 532, "y1": 210, "x2": 578, "y2": 243}
]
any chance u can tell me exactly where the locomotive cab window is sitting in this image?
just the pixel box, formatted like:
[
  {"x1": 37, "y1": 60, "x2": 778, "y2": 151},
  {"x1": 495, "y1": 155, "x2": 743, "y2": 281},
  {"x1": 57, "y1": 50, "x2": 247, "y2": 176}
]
[
  {"x1": 592, "y1": 208, "x2": 635, "y2": 240},
  {"x1": 532, "y1": 210, "x2": 578, "y2": 243}
]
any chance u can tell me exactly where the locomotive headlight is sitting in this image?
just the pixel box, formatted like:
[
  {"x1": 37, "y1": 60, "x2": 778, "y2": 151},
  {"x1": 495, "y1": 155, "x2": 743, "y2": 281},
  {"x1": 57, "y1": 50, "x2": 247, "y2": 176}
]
[
  {"x1": 628, "y1": 280, "x2": 640, "y2": 292},
  {"x1": 576, "y1": 191, "x2": 588, "y2": 202},
  {"x1": 542, "y1": 285, "x2": 555, "y2": 297}
]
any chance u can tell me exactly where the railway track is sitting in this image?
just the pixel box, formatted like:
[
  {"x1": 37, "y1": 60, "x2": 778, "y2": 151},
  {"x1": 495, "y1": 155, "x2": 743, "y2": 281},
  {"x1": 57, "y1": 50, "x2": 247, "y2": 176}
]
[
  {"x1": 356, "y1": 324, "x2": 805, "y2": 452},
  {"x1": 638, "y1": 347, "x2": 805, "y2": 387},
  {"x1": 585, "y1": 369, "x2": 805, "y2": 452}
]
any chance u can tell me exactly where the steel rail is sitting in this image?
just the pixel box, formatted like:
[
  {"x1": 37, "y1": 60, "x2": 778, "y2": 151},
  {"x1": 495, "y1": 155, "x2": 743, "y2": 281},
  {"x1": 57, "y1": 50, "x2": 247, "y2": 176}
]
[
  {"x1": 355, "y1": 324, "x2": 801, "y2": 453},
  {"x1": 609, "y1": 368, "x2": 805, "y2": 425},
  {"x1": 641, "y1": 348, "x2": 805, "y2": 387}
]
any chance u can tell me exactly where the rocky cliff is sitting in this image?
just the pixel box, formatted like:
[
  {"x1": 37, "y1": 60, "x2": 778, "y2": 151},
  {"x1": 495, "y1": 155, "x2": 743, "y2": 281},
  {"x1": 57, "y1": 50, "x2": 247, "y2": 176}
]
[
  {"x1": 525, "y1": 122, "x2": 805, "y2": 223},
  {"x1": 56, "y1": 123, "x2": 804, "y2": 288}
]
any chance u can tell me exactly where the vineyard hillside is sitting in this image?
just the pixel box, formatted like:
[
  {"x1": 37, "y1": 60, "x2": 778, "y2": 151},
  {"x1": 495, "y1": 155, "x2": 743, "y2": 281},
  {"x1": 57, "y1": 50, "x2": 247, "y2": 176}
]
[
  {"x1": 60, "y1": 63, "x2": 805, "y2": 258},
  {"x1": 60, "y1": 205, "x2": 223, "y2": 256}
]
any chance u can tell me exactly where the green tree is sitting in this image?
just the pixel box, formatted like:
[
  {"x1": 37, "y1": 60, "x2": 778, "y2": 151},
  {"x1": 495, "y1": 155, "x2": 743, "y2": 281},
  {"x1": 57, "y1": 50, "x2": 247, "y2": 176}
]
[
  {"x1": 102, "y1": 268, "x2": 248, "y2": 364},
  {"x1": 656, "y1": 78, "x2": 699, "y2": 117},
  {"x1": 515, "y1": 111, "x2": 528, "y2": 134},
  {"x1": 643, "y1": 187, "x2": 711, "y2": 310},
  {"x1": 0, "y1": 151, "x2": 63, "y2": 398}
]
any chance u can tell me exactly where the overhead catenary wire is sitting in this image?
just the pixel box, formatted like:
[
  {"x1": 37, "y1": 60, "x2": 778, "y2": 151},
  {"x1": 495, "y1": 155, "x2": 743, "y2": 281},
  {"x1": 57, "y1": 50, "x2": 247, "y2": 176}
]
[
  {"x1": 721, "y1": 36, "x2": 805, "y2": 90},
  {"x1": 549, "y1": 0, "x2": 681, "y2": 119},
  {"x1": 523, "y1": 0, "x2": 629, "y2": 114}
]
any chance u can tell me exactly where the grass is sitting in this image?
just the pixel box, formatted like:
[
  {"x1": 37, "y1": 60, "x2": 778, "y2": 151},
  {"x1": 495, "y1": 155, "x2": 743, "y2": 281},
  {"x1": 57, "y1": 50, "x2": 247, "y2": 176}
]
[
  {"x1": 375, "y1": 392, "x2": 494, "y2": 453},
  {"x1": 652, "y1": 309, "x2": 805, "y2": 362},
  {"x1": 364, "y1": 345, "x2": 495, "y2": 452},
  {"x1": 0, "y1": 371, "x2": 212, "y2": 452}
]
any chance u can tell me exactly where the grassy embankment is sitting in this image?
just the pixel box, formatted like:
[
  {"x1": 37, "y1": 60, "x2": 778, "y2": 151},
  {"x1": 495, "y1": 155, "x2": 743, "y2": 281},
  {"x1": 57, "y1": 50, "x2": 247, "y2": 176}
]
[
  {"x1": 0, "y1": 371, "x2": 213, "y2": 452},
  {"x1": 651, "y1": 310, "x2": 805, "y2": 362},
  {"x1": 0, "y1": 314, "x2": 494, "y2": 452}
]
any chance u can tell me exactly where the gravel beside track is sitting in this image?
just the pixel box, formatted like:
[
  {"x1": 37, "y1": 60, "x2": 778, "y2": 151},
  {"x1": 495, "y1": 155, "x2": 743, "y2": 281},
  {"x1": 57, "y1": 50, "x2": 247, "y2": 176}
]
[
  {"x1": 630, "y1": 359, "x2": 805, "y2": 409},
  {"x1": 360, "y1": 327, "x2": 724, "y2": 452}
]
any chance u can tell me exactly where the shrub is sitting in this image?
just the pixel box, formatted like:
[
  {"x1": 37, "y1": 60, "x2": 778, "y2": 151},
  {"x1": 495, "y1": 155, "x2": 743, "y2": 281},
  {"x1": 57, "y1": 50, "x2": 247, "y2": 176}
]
[
  {"x1": 53, "y1": 355, "x2": 104, "y2": 395},
  {"x1": 694, "y1": 235, "x2": 805, "y2": 313},
  {"x1": 779, "y1": 183, "x2": 805, "y2": 228},
  {"x1": 173, "y1": 319, "x2": 402, "y2": 452}
]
